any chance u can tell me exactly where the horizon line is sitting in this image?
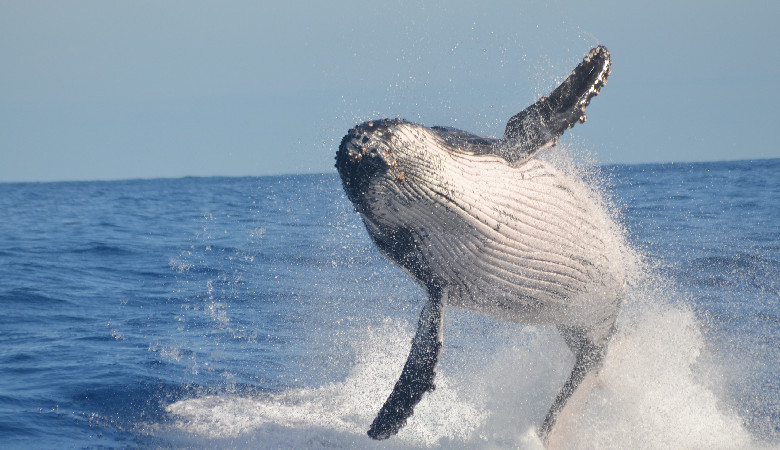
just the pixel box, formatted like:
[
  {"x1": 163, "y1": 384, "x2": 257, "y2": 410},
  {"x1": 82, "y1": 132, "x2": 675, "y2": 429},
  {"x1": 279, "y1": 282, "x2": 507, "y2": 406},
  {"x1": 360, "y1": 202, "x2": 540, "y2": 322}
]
[{"x1": 1, "y1": 156, "x2": 778, "y2": 186}]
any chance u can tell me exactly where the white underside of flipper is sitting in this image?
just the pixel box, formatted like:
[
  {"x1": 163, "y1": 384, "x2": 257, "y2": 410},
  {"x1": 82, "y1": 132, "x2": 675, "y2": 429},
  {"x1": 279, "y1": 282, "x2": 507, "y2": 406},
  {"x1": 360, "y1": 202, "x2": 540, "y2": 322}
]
[{"x1": 544, "y1": 369, "x2": 603, "y2": 448}]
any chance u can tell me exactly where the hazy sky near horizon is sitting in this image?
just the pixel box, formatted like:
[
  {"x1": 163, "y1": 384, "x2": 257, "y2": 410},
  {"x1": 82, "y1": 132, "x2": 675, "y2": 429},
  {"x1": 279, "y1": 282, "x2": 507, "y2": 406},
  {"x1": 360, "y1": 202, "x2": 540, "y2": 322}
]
[{"x1": 2, "y1": 1, "x2": 778, "y2": 182}]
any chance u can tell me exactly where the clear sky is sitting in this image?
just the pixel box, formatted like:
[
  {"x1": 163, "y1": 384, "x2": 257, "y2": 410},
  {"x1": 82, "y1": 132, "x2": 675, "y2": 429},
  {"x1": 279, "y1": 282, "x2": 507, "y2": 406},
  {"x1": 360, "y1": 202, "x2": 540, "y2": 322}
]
[{"x1": 2, "y1": 1, "x2": 778, "y2": 182}]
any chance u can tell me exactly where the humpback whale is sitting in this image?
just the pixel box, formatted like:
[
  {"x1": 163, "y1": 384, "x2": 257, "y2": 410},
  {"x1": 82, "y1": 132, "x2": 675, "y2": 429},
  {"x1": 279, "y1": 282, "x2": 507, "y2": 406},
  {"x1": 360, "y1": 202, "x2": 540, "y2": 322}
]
[{"x1": 335, "y1": 46, "x2": 624, "y2": 442}]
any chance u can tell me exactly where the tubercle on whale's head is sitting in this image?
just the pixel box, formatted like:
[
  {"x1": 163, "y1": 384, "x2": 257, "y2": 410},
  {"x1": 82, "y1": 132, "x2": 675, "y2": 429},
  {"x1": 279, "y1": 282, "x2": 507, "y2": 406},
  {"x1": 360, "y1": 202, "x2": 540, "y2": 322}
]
[{"x1": 335, "y1": 118, "x2": 407, "y2": 213}]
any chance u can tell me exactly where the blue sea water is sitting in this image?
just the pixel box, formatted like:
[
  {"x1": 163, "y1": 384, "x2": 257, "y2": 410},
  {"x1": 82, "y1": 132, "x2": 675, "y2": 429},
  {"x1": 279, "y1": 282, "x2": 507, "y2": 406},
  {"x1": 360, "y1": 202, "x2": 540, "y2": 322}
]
[{"x1": 0, "y1": 158, "x2": 777, "y2": 448}]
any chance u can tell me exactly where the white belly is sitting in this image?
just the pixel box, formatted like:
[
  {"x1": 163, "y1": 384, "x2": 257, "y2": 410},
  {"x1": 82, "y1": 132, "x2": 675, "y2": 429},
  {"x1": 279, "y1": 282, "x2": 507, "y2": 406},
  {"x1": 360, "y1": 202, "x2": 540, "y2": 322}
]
[{"x1": 401, "y1": 153, "x2": 627, "y2": 342}]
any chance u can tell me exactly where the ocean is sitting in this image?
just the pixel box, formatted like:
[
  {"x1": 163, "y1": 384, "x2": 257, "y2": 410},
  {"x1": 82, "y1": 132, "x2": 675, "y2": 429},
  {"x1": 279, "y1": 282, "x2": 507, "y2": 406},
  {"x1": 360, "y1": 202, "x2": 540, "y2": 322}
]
[{"x1": 0, "y1": 157, "x2": 777, "y2": 448}]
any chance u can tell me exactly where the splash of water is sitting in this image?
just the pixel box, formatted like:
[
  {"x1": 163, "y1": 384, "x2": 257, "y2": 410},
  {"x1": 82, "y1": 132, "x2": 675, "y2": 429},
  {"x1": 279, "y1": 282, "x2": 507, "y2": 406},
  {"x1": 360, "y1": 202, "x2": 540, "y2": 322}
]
[
  {"x1": 160, "y1": 149, "x2": 761, "y2": 448},
  {"x1": 162, "y1": 292, "x2": 756, "y2": 448}
]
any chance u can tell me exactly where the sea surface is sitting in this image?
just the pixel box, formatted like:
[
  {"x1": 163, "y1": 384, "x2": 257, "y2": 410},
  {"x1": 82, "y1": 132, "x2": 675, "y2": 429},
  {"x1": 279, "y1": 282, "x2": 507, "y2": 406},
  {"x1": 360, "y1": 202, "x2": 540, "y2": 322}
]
[{"x1": 0, "y1": 158, "x2": 777, "y2": 448}]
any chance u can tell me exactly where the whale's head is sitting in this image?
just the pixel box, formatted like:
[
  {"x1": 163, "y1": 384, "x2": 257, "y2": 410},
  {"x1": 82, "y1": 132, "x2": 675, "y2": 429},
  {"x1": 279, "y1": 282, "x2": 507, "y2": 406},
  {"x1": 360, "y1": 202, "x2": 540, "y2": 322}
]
[
  {"x1": 335, "y1": 118, "x2": 458, "y2": 273},
  {"x1": 335, "y1": 117, "x2": 456, "y2": 217},
  {"x1": 336, "y1": 119, "x2": 400, "y2": 213}
]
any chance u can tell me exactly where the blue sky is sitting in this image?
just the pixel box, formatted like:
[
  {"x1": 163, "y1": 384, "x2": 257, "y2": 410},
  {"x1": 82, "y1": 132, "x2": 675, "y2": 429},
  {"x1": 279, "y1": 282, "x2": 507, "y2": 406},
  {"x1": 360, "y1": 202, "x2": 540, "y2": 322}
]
[{"x1": 1, "y1": 1, "x2": 778, "y2": 182}]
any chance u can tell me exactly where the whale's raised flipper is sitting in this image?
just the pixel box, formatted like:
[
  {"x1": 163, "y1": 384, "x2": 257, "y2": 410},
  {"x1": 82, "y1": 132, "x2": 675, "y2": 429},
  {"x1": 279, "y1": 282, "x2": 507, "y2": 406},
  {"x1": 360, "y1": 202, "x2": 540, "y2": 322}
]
[
  {"x1": 539, "y1": 325, "x2": 608, "y2": 442},
  {"x1": 367, "y1": 292, "x2": 444, "y2": 440},
  {"x1": 501, "y1": 46, "x2": 611, "y2": 162}
]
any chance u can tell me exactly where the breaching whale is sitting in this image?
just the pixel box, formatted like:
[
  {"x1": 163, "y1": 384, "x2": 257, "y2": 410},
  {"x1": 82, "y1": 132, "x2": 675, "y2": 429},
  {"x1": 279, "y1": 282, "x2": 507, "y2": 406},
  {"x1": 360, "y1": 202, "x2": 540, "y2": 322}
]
[{"x1": 335, "y1": 46, "x2": 624, "y2": 442}]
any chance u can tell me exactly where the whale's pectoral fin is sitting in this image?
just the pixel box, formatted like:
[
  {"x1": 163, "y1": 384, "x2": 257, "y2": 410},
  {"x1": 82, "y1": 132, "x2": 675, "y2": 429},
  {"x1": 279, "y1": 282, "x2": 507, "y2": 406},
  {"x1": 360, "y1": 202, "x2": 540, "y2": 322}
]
[
  {"x1": 367, "y1": 292, "x2": 444, "y2": 440},
  {"x1": 539, "y1": 325, "x2": 607, "y2": 443},
  {"x1": 502, "y1": 46, "x2": 611, "y2": 163}
]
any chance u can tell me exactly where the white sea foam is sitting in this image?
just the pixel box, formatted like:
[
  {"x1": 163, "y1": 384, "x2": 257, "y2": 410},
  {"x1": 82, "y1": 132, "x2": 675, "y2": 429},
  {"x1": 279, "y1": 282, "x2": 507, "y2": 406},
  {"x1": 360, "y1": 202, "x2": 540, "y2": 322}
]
[
  {"x1": 162, "y1": 286, "x2": 757, "y2": 448},
  {"x1": 164, "y1": 318, "x2": 489, "y2": 447},
  {"x1": 544, "y1": 282, "x2": 755, "y2": 448}
]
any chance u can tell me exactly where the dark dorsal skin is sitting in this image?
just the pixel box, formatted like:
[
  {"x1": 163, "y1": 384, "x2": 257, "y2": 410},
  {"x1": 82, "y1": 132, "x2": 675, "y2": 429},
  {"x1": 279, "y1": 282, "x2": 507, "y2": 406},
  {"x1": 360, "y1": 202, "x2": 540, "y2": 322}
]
[{"x1": 335, "y1": 46, "x2": 615, "y2": 443}]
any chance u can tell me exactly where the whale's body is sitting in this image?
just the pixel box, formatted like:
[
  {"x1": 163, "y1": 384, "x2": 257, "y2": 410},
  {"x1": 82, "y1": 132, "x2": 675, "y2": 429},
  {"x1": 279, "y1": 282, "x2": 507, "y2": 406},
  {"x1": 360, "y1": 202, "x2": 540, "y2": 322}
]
[
  {"x1": 341, "y1": 120, "x2": 625, "y2": 342},
  {"x1": 335, "y1": 46, "x2": 623, "y2": 441}
]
